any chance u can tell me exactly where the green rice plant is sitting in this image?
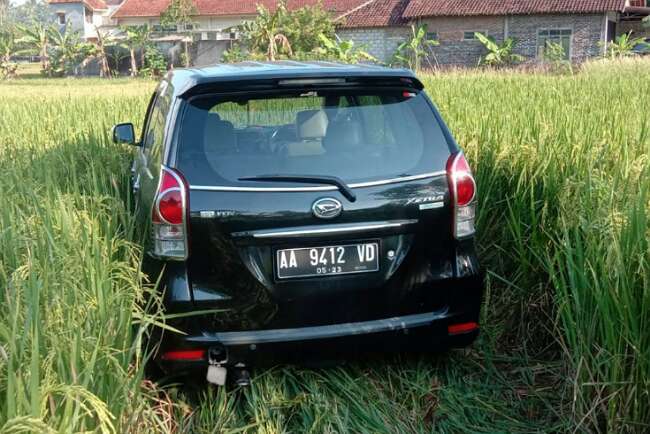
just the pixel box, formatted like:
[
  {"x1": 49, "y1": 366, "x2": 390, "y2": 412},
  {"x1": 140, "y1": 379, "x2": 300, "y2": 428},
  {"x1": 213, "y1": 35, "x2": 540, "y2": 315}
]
[{"x1": 0, "y1": 60, "x2": 648, "y2": 432}]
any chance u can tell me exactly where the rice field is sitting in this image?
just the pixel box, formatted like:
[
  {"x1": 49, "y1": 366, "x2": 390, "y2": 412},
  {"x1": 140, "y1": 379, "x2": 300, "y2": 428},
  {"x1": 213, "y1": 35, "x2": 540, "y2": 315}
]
[{"x1": 0, "y1": 59, "x2": 648, "y2": 433}]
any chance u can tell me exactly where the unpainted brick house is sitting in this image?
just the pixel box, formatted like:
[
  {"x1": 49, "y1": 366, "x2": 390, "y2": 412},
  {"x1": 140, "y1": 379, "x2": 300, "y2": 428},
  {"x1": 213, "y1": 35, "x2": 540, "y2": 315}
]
[
  {"x1": 339, "y1": 0, "x2": 650, "y2": 66},
  {"x1": 48, "y1": 0, "x2": 650, "y2": 67}
]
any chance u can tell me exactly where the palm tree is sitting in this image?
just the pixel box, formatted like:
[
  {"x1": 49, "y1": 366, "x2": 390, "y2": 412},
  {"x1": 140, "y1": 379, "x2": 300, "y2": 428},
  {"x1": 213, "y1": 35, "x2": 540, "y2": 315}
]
[
  {"x1": 120, "y1": 25, "x2": 151, "y2": 76},
  {"x1": 17, "y1": 22, "x2": 53, "y2": 74}
]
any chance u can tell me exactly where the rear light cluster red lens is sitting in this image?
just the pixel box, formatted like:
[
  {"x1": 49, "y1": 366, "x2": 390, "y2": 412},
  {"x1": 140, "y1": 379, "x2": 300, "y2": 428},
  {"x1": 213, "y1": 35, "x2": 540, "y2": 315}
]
[
  {"x1": 446, "y1": 152, "x2": 477, "y2": 239},
  {"x1": 448, "y1": 322, "x2": 479, "y2": 335},
  {"x1": 161, "y1": 349, "x2": 205, "y2": 361},
  {"x1": 151, "y1": 166, "x2": 189, "y2": 259},
  {"x1": 157, "y1": 190, "x2": 183, "y2": 225}
]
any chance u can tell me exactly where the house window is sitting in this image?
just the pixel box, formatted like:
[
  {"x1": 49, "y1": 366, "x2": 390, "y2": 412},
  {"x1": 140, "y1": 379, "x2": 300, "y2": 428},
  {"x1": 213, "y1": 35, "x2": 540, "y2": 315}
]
[
  {"x1": 537, "y1": 29, "x2": 572, "y2": 59},
  {"x1": 426, "y1": 32, "x2": 438, "y2": 41},
  {"x1": 85, "y1": 7, "x2": 93, "y2": 24},
  {"x1": 464, "y1": 31, "x2": 487, "y2": 40},
  {"x1": 57, "y1": 12, "x2": 66, "y2": 25}
]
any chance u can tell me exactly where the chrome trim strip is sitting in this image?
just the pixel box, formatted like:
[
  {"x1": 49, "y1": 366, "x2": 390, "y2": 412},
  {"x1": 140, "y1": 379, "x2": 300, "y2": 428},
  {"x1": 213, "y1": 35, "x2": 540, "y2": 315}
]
[
  {"x1": 189, "y1": 171, "x2": 446, "y2": 193},
  {"x1": 232, "y1": 219, "x2": 418, "y2": 239},
  {"x1": 187, "y1": 310, "x2": 449, "y2": 345}
]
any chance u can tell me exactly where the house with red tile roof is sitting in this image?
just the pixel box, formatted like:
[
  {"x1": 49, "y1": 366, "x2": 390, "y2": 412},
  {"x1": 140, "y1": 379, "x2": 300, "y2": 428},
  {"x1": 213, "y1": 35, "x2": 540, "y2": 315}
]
[
  {"x1": 48, "y1": 0, "x2": 123, "y2": 39},
  {"x1": 337, "y1": 0, "x2": 650, "y2": 65},
  {"x1": 48, "y1": 0, "x2": 650, "y2": 67}
]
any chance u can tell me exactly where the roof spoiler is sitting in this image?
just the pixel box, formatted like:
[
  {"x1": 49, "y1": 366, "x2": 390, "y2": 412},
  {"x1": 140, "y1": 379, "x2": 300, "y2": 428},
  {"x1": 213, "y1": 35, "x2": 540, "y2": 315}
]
[{"x1": 179, "y1": 75, "x2": 424, "y2": 99}]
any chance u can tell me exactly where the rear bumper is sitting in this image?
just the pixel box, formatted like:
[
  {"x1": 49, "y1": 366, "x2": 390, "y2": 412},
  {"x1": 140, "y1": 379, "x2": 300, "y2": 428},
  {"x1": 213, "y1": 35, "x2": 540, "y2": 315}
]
[{"x1": 156, "y1": 308, "x2": 479, "y2": 371}]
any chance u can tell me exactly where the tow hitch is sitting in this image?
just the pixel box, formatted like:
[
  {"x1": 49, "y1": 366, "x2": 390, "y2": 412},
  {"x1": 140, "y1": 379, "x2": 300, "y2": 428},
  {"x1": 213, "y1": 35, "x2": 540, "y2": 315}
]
[{"x1": 206, "y1": 346, "x2": 251, "y2": 387}]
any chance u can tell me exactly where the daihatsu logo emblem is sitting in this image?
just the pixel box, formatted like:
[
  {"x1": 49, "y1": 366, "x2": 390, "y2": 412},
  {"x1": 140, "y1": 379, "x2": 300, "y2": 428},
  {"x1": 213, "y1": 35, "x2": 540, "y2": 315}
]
[{"x1": 312, "y1": 198, "x2": 342, "y2": 219}]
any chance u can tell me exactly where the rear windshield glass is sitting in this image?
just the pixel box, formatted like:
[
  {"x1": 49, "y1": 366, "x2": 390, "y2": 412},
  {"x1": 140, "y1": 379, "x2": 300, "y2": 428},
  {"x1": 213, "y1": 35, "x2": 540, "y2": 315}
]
[{"x1": 176, "y1": 89, "x2": 450, "y2": 186}]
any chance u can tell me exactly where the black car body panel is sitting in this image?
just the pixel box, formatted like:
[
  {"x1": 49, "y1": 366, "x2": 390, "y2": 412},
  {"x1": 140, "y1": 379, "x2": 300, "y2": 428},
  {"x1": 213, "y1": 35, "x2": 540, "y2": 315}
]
[{"x1": 126, "y1": 62, "x2": 484, "y2": 372}]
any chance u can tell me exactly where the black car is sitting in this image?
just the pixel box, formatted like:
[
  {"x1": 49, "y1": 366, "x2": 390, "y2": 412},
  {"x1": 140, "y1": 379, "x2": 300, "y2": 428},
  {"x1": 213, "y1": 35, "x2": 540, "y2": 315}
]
[{"x1": 113, "y1": 61, "x2": 484, "y2": 384}]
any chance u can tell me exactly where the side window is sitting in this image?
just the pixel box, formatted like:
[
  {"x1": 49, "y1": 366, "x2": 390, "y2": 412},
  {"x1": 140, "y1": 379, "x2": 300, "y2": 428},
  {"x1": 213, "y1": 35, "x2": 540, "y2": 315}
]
[
  {"x1": 141, "y1": 93, "x2": 158, "y2": 149},
  {"x1": 143, "y1": 87, "x2": 170, "y2": 163}
]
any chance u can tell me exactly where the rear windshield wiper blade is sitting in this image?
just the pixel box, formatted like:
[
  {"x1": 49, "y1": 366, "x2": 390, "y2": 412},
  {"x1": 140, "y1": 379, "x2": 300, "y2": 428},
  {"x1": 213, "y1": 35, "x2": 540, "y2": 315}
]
[{"x1": 239, "y1": 174, "x2": 357, "y2": 202}]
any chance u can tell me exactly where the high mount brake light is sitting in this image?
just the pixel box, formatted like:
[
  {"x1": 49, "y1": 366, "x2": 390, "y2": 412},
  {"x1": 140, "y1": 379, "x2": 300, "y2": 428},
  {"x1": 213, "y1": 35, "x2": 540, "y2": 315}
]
[
  {"x1": 151, "y1": 166, "x2": 189, "y2": 259},
  {"x1": 446, "y1": 152, "x2": 477, "y2": 239}
]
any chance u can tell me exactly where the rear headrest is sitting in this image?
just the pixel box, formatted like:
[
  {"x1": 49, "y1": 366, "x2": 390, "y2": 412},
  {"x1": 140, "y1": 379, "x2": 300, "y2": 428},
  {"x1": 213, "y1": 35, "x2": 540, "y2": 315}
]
[
  {"x1": 296, "y1": 110, "x2": 328, "y2": 140},
  {"x1": 323, "y1": 120, "x2": 363, "y2": 151},
  {"x1": 203, "y1": 113, "x2": 237, "y2": 154}
]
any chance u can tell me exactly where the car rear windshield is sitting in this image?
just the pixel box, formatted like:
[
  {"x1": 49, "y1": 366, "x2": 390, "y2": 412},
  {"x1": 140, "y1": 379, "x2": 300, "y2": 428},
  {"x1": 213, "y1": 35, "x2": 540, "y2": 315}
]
[{"x1": 176, "y1": 88, "x2": 450, "y2": 186}]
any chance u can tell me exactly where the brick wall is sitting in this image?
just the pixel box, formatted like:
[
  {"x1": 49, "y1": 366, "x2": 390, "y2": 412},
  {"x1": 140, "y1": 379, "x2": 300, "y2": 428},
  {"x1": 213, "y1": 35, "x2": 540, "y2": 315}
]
[
  {"x1": 421, "y1": 16, "x2": 505, "y2": 67},
  {"x1": 340, "y1": 13, "x2": 607, "y2": 67},
  {"x1": 508, "y1": 14, "x2": 605, "y2": 62},
  {"x1": 337, "y1": 27, "x2": 410, "y2": 63}
]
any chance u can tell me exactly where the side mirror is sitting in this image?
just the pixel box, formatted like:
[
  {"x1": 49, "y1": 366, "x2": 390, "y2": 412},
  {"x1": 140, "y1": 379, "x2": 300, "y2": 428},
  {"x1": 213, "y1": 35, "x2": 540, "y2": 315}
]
[{"x1": 112, "y1": 123, "x2": 137, "y2": 145}]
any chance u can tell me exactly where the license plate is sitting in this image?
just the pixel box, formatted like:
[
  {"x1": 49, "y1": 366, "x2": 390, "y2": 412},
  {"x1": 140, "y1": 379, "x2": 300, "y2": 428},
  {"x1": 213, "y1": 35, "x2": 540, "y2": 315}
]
[{"x1": 276, "y1": 242, "x2": 379, "y2": 279}]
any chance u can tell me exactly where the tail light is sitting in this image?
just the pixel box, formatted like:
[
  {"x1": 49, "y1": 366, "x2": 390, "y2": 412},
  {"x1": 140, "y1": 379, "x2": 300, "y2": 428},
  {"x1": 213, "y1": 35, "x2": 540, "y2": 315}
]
[
  {"x1": 151, "y1": 166, "x2": 189, "y2": 260},
  {"x1": 446, "y1": 152, "x2": 476, "y2": 239}
]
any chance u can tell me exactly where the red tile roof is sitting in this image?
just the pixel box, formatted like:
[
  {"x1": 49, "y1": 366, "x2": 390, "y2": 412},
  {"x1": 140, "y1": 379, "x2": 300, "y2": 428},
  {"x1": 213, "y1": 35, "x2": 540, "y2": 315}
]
[
  {"x1": 339, "y1": 0, "x2": 410, "y2": 28},
  {"x1": 403, "y1": 0, "x2": 627, "y2": 18},
  {"x1": 48, "y1": 0, "x2": 108, "y2": 10},
  {"x1": 112, "y1": 0, "x2": 370, "y2": 18}
]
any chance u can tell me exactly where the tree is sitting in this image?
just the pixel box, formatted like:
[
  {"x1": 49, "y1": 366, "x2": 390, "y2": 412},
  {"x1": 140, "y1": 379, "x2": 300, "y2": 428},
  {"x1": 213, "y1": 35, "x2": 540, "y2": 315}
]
[
  {"x1": 605, "y1": 32, "x2": 646, "y2": 58},
  {"x1": 284, "y1": 3, "x2": 334, "y2": 54},
  {"x1": 48, "y1": 25, "x2": 92, "y2": 76},
  {"x1": 0, "y1": 0, "x2": 8, "y2": 27},
  {"x1": 475, "y1": 32, "x2": 524, "y2": 67},
  {"x1": 542, "y1": 41, "x2": 572, "y2": 74},
  {"x1": 160, "y1": 0, "x2": 197, "y2": 66},
  {"x1": 392, "y1": 24, "x2": 438, "y2": 71},
  {"x1": 17, "y1": 22, "x2": 54, "y2": 74},
  {"x1": 91, "y1": 26, "x2": 116, "y2": 78},
  {"x1": 120, "y1": 25, "x2": 151, "y2": 76},
  {"x1": 0, "y1": 26, "x2": 18, "y2": 79},
  {"x1": 9, "y1": 0, "x2": 49, "y2": 26},
  {"x1": 242, "y1": 0, "x2": 292, "y2": 61},
  {"x1": 315, "y1": 33, "x2": 376, "y2": 63}
]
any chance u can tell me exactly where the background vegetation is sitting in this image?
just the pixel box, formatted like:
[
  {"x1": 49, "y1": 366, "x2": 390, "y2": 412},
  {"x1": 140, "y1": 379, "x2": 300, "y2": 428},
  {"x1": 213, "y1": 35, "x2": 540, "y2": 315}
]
[{"x1": 0, "y1": 59, "x2": 649, "y2": 432}]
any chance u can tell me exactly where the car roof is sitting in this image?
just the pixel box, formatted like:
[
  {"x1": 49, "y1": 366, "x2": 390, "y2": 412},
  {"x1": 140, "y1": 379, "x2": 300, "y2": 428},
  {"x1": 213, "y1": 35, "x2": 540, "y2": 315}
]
[{"x1": 163, "y1": 61, "x2": 423, "y2": 98}]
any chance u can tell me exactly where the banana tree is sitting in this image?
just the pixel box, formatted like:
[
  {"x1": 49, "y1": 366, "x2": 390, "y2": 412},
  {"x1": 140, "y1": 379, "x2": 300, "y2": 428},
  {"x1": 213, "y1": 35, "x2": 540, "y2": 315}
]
[
  {"x1": 242, "y1": 0, "x2": 292, "y2": 61},
  {"x1": 0, "y1": 26, "x2": 18, "y2": 79},
  {"x1": 16, "y1": 22, "x2": 54, "y2": 74},
  {"x1": 606, "y1": 32, "x2": 647, "y2": 58},
  {"x1": 120, "y1": 25, "x2": 151, "y2": 76},
  {"x1": 316, "y1": 33, "x2": 376, "y2": 63},
  {"x1": 91, "y1": 26, "x2": 116, "y2": 78},
  {"x1": 48, "y1": 26, "x2": 91, "y2": 76},
  {"x1": 393, "y1": 24, "x2": 438, "y2": 71},
  {"x1": 475, "y1": 32, "x2": 524, "y2": 67}
]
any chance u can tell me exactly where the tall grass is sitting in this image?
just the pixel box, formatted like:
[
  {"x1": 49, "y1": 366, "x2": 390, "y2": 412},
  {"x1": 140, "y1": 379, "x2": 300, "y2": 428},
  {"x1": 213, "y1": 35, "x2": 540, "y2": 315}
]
[
  {"x1": 0, "y1": 62, "x2": 648, "y2": 432},
  {"x1": 0, "y1": 79, "x2": 174, "y2": 432},
  {"x1": 422, "y1": 58, "x2": 650, "y2": 431}
]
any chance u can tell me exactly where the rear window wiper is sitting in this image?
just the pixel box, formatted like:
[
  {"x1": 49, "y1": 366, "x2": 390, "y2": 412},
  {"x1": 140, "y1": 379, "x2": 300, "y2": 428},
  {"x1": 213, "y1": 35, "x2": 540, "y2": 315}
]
[{"x1": 239, "y1": 174, "x2": 357, "y2": 202}]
